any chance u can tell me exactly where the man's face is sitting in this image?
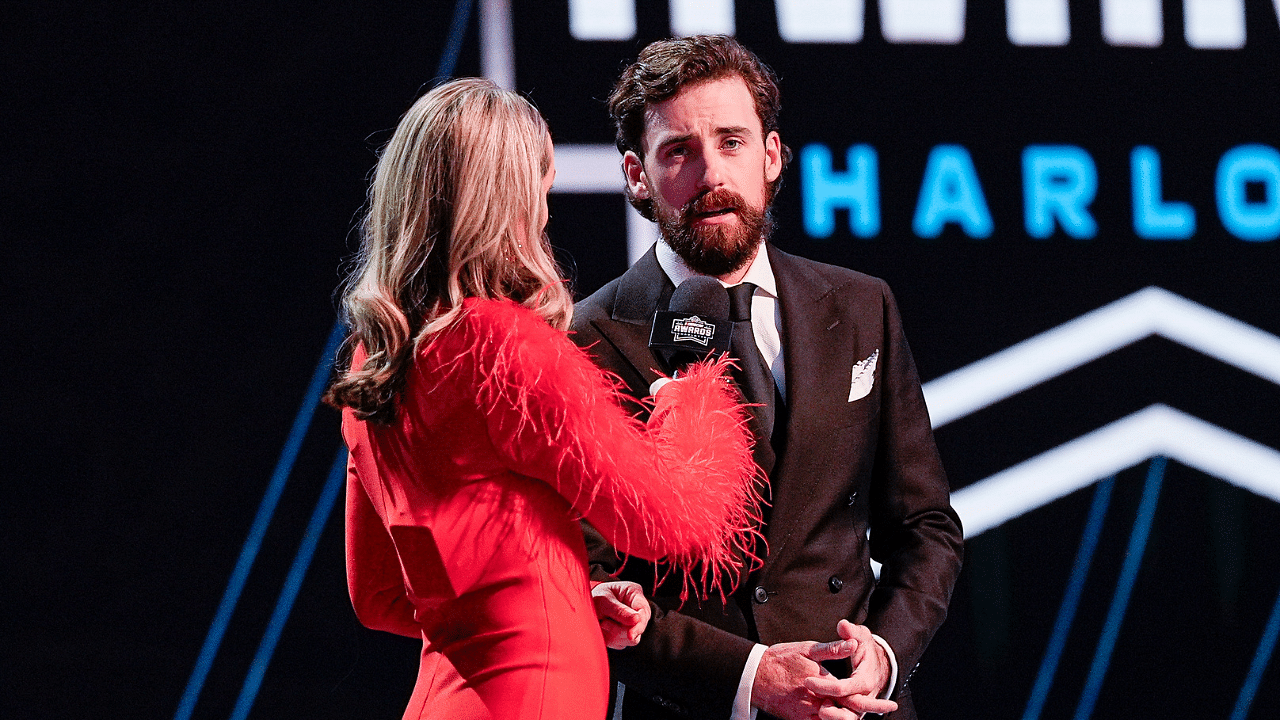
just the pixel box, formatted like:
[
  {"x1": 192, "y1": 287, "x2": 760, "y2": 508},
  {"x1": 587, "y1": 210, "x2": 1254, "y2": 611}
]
[{"x1": 623, "y1": 76, "x2": 783, "y2": 278}]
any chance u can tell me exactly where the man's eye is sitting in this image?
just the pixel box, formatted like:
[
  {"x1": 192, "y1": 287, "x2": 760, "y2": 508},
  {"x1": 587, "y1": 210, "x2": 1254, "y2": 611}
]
[{"x1": 724, "y1": 139, "x2": 742, "y2": 149}]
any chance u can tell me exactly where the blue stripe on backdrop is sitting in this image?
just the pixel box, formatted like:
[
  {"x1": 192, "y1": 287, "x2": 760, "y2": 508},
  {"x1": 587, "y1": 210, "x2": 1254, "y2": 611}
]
[
  {"x1": 228, "y1": 448, "x2": 350, "y2": 720},
  {"x1": 1072, "y1": 457, "x2": 1167, "y2": 720},
  {"x1": 436, "y1": 0, "x2": 474, "y2": 80},
  {"x1": 1231, "y1": 579, "x2": 1280, "y2": 720},
  {"x1": 173, "y1": 321, "x2": 345, "y2": 720},
  {"x1": 1021, "y1": 476, "x2": 1116, "y2": 720}
]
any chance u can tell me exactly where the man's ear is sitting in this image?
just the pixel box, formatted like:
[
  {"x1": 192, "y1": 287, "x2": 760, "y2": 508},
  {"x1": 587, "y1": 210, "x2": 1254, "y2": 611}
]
[
  {"x1": 623, "y1": 151, "x2": 650, "y2": 199},
  {"x1": 764, "y1": 131, "x2": 783, "y2": 183}
]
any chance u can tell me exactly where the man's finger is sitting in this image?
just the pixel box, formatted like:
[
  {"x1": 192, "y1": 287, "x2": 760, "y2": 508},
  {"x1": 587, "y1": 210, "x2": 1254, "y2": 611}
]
[
  {"x1": 839, "y1": 694, "x2": 898, "y2": 715},
  {"x1": 807, "y1": 638, "x2": 857, "y2": 662},
  {"x1": 804, "y1": 674, "x2": 874, "y2": 698},
  {"x1": 836, "y1": 619, "x2": 860, "y2": 641},
  {"x1": 816, "y1": 701, "x2": 862, "y2": 720}
]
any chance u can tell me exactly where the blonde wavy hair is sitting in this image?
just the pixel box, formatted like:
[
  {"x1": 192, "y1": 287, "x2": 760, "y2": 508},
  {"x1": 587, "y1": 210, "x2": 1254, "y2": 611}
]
[{"x1": 326, "y1": 78, "x2": 573, "y2": 422}]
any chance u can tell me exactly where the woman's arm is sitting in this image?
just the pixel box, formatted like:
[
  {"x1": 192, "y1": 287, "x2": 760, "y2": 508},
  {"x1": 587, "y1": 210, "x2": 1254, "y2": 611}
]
[{"x1": 344, "y1": 456, "x2": 421, "y2": 639}]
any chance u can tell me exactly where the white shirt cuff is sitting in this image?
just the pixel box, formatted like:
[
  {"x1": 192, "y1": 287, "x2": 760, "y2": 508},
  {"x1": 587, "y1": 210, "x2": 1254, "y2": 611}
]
[
  {"x1": 732, "y1": 643, "x2": 768, "y2": 720},
  {"x1": 870, "y1": 634, "x2": 899, "y2": 699}
]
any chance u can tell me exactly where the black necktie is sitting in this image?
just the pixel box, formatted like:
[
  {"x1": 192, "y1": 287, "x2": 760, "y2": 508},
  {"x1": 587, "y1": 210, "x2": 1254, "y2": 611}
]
[{"x1": 727, "y1": 282, "x2": 775, "y2": 441}]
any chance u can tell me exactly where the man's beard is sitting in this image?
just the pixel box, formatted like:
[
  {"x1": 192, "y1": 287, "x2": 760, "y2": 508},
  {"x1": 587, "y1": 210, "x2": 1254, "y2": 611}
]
[{"x1": 654, "y1": 187, "x2": 772, "y2": 277}]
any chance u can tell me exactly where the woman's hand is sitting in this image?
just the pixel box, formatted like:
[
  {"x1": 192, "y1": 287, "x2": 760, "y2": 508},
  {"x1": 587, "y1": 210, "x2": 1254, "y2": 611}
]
[{"x1": 592, "y1": 581, "x2": 652, "y2": 649}]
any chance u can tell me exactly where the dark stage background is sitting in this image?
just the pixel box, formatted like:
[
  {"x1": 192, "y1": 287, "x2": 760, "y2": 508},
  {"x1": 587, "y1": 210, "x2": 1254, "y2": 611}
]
[{"x1": 6, "y1": 1, "x2": 1279, "y2": 719}]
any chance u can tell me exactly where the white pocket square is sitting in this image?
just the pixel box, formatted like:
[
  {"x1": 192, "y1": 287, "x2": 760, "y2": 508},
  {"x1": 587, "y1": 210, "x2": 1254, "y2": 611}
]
[{"x1": 848, "y1": 349, "x2": 879, "y2": 402}]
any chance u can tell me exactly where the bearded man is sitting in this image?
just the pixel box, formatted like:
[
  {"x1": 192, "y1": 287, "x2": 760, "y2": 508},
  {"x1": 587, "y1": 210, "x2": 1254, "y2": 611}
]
[{"x1": 571, "y1": 36, "x2": 963, "y2": 720}]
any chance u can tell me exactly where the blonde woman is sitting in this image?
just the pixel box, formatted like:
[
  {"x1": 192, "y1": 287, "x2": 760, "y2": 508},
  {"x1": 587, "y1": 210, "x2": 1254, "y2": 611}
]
[{"x1": 325, "y1": 78, "x2": 763, "y2": 720}]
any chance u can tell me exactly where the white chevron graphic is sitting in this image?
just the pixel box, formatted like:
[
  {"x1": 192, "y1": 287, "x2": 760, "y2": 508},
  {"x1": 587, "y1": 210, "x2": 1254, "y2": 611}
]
[
  {"x1": 923, "y1": 287, "x2": 1280, "y2": 537},
  {"x1": 952, "y1": 404, "x2": 1280, "y2": 537},
  {"x1": 923, "y1": 286, "x2": 1280, "y2": 429}
]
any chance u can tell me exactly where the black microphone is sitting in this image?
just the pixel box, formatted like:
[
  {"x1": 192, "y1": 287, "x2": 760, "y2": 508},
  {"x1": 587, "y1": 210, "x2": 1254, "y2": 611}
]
[{"x1": 649, "y1": 275, "x2": 734, "y2": 374}]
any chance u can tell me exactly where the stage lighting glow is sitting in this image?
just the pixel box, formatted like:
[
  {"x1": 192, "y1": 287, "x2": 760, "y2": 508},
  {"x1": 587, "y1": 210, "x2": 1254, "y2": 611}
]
[
  {"x1": 1185, "y1": 0, "x2": 1247, "y2": 49},
  {"x1": 569, "y1": 0, "x2": 636, "y2": 41},
  {"x1": 880, "y1": 0, "x2": 966, "y2": 44},
  {"x1": 776, "y1": 0, "x2": 865, "y2": 43},
  {"x1": 671, "y1": 0, "x2": 736, "y2": 36},
  {"x1": 1102, "y1": 0, "x2": 1164, "y2": 47},
  {"x1": 1007, "y1": 0, "x2": 1070, "y2": 46}
]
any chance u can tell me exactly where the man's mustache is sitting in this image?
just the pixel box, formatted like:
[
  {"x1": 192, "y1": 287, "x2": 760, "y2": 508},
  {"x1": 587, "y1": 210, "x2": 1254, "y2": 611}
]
[{"x1": 681, "y1": 189, "x2": 748, "y2": 221}]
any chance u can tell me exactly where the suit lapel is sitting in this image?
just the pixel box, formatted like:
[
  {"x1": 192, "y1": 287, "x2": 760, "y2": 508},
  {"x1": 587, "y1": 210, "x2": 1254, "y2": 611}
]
[
  {"x1": 611, "y1": 246, "x2": 671, "y2": 325},
  {"x1": 588, "y1": 247, "x2": 674, "y2": 392},
  {"x1": 764, "y1": 244, "x2": 854, "y2": 566}
]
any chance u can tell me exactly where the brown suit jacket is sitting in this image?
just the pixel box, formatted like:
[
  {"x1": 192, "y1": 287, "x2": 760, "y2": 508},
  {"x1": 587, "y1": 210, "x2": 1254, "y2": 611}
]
[{"x1": 571, "y1": 243, "x2": 963, "y2": 720}]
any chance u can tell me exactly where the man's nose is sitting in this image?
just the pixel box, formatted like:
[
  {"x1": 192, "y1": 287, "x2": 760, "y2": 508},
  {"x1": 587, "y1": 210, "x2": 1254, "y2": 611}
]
[{"x1": 696, "y1": 148, "x2": 726, "y2": 190}]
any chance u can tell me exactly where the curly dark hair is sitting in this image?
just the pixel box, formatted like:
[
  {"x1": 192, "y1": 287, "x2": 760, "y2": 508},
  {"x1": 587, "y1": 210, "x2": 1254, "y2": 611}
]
[{"x1": 608, "y1": 35, "x2": 793, "y2": 221}]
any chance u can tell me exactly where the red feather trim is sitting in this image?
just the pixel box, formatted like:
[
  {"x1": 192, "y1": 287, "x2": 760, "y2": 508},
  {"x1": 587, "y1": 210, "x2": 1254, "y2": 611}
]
[{"x1": 426, "y1": 299, "x2": 767, "y2": 601}]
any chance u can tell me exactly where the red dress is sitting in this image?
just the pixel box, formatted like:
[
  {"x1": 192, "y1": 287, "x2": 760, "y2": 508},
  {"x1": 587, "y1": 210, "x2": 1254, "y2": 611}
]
[{"x1": 342, "y1": 298, "x2": 761, "y2": 720}]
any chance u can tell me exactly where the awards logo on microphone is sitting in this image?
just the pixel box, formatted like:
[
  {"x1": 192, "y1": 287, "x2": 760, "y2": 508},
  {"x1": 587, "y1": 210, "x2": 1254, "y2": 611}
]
[{"x1": 670, "y1": 316, "x2": 715, "y2": 346}]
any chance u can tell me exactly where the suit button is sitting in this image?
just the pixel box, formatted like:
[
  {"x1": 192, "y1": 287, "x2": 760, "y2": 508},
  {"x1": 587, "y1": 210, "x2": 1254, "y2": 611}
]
[
  {"x1": 753, "y1": 586, "x2": 769, "y2": 604},
  {"x1": 828, "y1": 575, "x2": 843, "y2": 593}
]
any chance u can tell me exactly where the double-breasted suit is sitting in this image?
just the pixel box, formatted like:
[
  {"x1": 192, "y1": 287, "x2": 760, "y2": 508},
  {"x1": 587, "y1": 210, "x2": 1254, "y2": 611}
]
[{"x1": 571, "y1": 243, "x2": 963, "y2": 720}]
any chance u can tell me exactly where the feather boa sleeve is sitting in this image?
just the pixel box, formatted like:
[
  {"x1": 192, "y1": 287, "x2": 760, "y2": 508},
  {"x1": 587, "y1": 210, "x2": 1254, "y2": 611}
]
[{"x1": 438, "y1": 298, "x2": 765, "y2": 600}]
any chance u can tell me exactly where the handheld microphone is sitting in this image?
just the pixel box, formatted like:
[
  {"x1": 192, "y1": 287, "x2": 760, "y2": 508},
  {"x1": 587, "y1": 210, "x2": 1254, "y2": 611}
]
[{"x1": 649, "y1": 276, "x2": 734, "y2": 374}]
